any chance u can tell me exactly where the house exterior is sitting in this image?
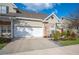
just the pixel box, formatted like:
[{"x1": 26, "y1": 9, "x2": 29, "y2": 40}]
[
  {"x1": 61, "y1": 17, "x2": 79, "y2": 34},
  {"x1": 43, "y1": 13, "x2": 60, "y2": 37},
  {"x1": 61, "y1": 17, "x2": 72, "y2": 29},
  {"x1": 0, "y1": 3, "x2": 59, "y2": 39}
]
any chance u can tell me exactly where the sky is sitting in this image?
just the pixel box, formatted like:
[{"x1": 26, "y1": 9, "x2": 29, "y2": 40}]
[{"x1": 15, "y1": 3, "x2": 79, "y2": 19}]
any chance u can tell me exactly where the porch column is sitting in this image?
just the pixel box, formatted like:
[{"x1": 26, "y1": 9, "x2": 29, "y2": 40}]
[{"x1": 11, "y1": 19, "x2": 14, "y2": 38}]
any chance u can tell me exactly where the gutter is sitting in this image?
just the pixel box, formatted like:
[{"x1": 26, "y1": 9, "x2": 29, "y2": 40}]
[{"x1": 0, "y1": 16, "x2": 42, "y2": 22}]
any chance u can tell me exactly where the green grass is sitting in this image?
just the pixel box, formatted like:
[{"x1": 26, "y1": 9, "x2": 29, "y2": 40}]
[
  {"x1": 0, "y1": 43, "x2": 7, "y2": 49},
  {"x1": 59, "y1": 38, "x2": 79, "y2": 46}
]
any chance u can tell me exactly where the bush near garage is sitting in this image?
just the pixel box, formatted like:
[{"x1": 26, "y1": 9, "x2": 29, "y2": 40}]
[
  {"x1": 51, "y1": 29, "x2": 77, "y2": 41},
  {"x1": 0, "y1": 37, "x2": 11, "y2": 43}
]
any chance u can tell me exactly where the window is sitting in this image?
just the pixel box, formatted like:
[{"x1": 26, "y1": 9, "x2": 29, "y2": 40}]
[
  {"x1": 2, "y1": 26, "x2": 6, "y2": 33},
  {"x1": 1, "y1": 26, "x2": 11, "y2": 33},
  {"x1": 0, "y1": 6, "x2": 8, "y2": 14},
  {"x1": 7, "y1": 26, "x2": 11, "y2": 33},
  {"x1": 1, "y1": 26, "x2": 11, "y2": 38}
]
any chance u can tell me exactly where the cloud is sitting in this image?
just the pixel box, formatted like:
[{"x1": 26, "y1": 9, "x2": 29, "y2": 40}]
[{"x1": 23, "y1": 3, "x2": 56, "y2": 12}]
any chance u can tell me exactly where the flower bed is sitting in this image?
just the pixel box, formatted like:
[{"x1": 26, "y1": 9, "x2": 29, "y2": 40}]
[{"x1": 51, "y1": 29, "x2": 79, "y2": 46}]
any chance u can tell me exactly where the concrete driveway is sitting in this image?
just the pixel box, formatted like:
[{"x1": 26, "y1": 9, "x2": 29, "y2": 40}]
[
  {"x1": 11, "y1": 44, "x2": 79, "y2": 55},
  {"x1": 1, "y1": 38, "x2": 59, "y2": 54}
]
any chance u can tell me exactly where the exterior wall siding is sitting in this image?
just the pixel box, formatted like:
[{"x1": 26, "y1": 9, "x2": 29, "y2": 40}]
[
  {"x1": 43, "y1": 15, "x2": 59, "y2": 38},
  {"x1": 14, "y1": 19, "x2": 43, "y2": 28},
  {"x1": 43, "y1": 22, "x2": 50, "y2": 38},
  {"x1": 0, "y1": 3, "x2": 16, "y2": 13}
]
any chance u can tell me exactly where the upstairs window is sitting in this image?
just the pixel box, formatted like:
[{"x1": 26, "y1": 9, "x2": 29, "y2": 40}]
[{"x1": 0, "y1": 6, "x2": 8, "y2": 14}]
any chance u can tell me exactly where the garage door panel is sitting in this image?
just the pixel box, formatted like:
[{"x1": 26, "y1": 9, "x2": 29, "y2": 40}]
[
  {"x1": 14, "y1": 27, "x2": 32, "y2": 37},
  {"x1": 32, "y1": 28, "x2": 43, "y2": 37},
  {"x1": 14, "y1": 26, "x2": 43, "y2": 37}
]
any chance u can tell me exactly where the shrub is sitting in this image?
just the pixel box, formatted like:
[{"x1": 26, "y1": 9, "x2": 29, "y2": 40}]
[
  {"x1": 51, "y1": 29, "x2": 77, "y2": 41},
  {"x1": 0, "y1": 37, "x2": 11, "y2": 43},
  {"x1": 61, "y1": 31, "x2": 67, "y2": 36},
  {"x1": 52, "y1": 31, "x2": 61, "y2": 41},
  {"x1": 66, "y1": 30, "x2": 71, "y2": 37},
  {"x1": 64, "y1": 29, "x2": 77, "y2": 40},
  {"x1": 69, "y1": 31, "x2": 77, "y2": 40}
]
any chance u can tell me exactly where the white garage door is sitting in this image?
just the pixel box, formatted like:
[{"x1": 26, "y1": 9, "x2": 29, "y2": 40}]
[
  {"x1": 14, "y1": 26, "x2": 43, "y2": 37},
  {"x1": 32, "y1": 28, "x2": 43, "y2": 37}
]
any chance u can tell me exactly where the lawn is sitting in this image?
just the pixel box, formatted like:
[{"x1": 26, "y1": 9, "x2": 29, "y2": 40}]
[
  {"x1": 59, "y1": 38, "x2": 79, "y2": 46},
  {"x1": 0, "y1": 37, "x2": 10, "y2": 49},
  {"x1": 0, "y1": 43, "x2": 7, "y2": 49}
]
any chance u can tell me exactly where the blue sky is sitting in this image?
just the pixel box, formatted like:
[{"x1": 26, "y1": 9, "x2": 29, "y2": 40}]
[{"x1": 15, "y1": 3, "x2": 79, "y2": 19}]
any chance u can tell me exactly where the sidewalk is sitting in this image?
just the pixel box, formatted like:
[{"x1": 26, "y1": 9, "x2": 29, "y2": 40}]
[{"x1": 11, "y1": 44, "x2": 79, "y2": 55}]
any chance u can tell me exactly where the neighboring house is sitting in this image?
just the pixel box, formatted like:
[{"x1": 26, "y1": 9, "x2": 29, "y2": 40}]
[
  {"x1": 0, "y1": 3, "x2": 59, "y2": 39},
  {"x1": 71, "y1": 20, "x2": 79, "y2": 34},
  {"x1": 61, "y1": 17, "x2": 72, "y2": 30},
  {"x1": 72, "y1": 20, "x2": 79, "y2": 29},
  {"x1": 61, "y1": 17, "x2": 79, "y2": 33}
]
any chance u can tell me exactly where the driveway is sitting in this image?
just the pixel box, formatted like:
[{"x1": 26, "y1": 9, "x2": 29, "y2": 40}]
[
  {"x1": 11, "y1": 44, "x2": 79, "y2": 55},
  {"x1": 0, "y1": 38, "x2": 59, "y2": 54}
]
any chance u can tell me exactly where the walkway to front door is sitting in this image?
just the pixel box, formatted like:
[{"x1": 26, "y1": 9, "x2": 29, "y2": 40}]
[{"x1": 2, "y1": 38, "x2": 59, "y2": 54}]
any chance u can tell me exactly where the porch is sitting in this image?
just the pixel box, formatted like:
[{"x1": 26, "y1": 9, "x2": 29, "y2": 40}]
[{"x1": 0, "y1": 18, "x2": 13, "y2": 38}]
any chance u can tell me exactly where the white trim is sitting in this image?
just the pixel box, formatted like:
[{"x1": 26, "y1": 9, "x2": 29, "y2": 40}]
[
  {"x1": 11, "y1": 19, "x2": 13, "y2": 38},
  {"x1": 43, "y1": 12, "x2": 60, "y2": 22},
  {"x1": 44, "y1": 12, "x2": 54, "y2": 20},
  {"x1": 12, "y1": 3, "x2": 17, "y2": 8},
  {"x1": 0, "y1": 16, "x2": 42, "y2": 21},
  {"x1": 53, "y1": 13, "x2": 60, "y2": 22},
  {"x1": 15, "y1": 17, "x2": 42, "y2": 21}
]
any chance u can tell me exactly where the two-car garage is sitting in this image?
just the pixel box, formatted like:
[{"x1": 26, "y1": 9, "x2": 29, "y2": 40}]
[{"x1": 13, "y1": 20, "x2": 44, "y2": 38}]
